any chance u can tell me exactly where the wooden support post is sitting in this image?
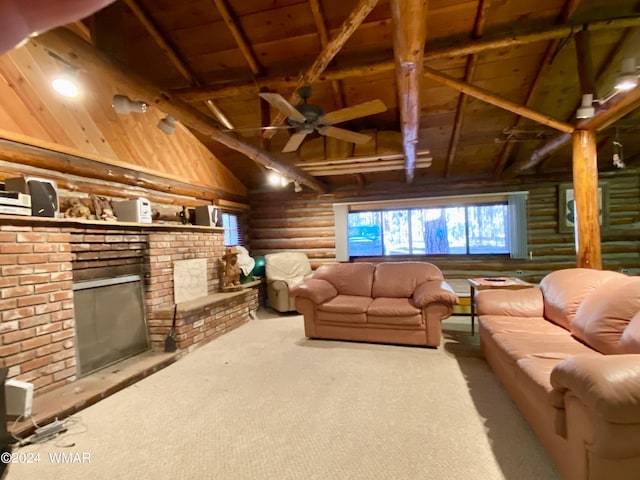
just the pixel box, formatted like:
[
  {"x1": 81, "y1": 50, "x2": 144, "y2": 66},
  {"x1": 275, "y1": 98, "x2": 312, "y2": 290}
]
[
  {"x1": 390, "y1": 0, "x2": 428, "y2": 183},
  {"x1": 572, "y1": 130, "x2": 602, "y2": 269}
]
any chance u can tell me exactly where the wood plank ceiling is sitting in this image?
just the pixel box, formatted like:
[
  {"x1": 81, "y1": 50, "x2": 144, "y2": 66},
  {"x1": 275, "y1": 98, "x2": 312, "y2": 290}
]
[{"x1": 30, "y1": 0, "x2": 640, "y2": 192}]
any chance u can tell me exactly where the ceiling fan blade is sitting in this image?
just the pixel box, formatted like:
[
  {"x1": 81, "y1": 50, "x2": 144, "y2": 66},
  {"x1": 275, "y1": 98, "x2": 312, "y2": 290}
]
[
  {"x1": 317, "y1": 126, "x2": 372, "y2": 144},
  {"x1": 221, "y1": 125, "x2": 295, "y2": 133},
  {"x1": 282, "y1": 130, "x2": 310, "y2": 152},
  {"x1": 258, "y1": 92, "x2": 307, "y2": 123},
  {"x1": 321, "y1": 99, "x2": 387, "y2": 125}
]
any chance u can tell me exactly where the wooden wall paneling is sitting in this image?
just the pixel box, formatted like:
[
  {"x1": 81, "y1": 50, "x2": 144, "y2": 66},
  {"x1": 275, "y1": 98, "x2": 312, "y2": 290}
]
[
  {"x1": 17, "y1": 43, "x2": 106, "y2": 158},
  {"x1": 0, "y1": 56, "x2": 56, "y2": 141},
  {"x1": 0, "y1": 42, "x2": 248, "y2": 199},
  {"x1": 0, "y1": 51, "x2": 71, "y2": 144}
]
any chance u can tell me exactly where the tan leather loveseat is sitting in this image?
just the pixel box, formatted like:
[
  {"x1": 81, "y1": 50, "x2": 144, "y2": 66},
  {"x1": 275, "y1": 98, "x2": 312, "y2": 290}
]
[
  {"x1": 289, "y1": 262, "x2": 458, "y2": 347},
  {"x1": 476, "y1": 268, "x2": 640, "y2": 480}
]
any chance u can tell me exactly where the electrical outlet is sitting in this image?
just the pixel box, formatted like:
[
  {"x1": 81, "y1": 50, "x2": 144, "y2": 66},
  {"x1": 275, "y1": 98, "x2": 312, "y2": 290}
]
[{"x1": 515, "y1": 270, "x2": 524, "y2": 276}]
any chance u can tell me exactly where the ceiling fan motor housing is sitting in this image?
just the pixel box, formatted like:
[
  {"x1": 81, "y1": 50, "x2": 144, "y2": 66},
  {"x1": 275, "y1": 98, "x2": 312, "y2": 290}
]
[{"x1": 290, "y1": 103, "x2": 325, "y2": 127}]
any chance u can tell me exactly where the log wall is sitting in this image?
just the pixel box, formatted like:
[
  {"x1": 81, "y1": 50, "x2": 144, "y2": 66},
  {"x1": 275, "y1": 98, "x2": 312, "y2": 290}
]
[{"x1": 249, "y1": 172, "x2": 640, "y2": 283}]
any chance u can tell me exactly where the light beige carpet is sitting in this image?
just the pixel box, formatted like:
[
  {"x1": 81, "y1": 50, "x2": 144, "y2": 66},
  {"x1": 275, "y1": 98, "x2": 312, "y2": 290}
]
[{"x1": 7, "y1": 311, "x2": 561, "y2": 480}]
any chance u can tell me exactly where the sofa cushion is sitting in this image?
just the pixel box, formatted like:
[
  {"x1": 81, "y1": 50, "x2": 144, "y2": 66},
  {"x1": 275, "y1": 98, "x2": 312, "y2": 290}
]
[
  {"x1": 372, "y1": 262, "x2": 443, "y2": 298},
  {"x1": 571, "y1": 277, "x2": 640, "y2": 355},
  {"x1": 317, "y1": 295, "x2": 372, "y2": 314},
  {"x1": 367, "y1": 297, "x2": 421, "y2": 316},
  {"x1": 517, "y1": 357, "x2": 566, "y2": 408},
  {"x1": 313, "y1": 263, "x2": 375, "y2": 297},
  {"x1": 540, "y1": 268, "x2": 626, "y2": 330},
  {"x1": 491, "y1": 330, "x2": 596, "y2": 364},
  {"x1": 480, "y1": 315, "x2": 567, "y2": 337}
]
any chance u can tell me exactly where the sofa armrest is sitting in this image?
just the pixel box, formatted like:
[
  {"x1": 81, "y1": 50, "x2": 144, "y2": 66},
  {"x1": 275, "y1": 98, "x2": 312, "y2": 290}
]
[
  {"x1": 413, "y1": 280, "x2": 459, "y2": 308},
  {"x1": 289, "y1": 278, "x2": 338, "y2": 304},
  {"x1": 476, "y1": 287, "x2": 544, "y2": 317},
  {"x1": 550, "y1": 354, "x2": 640, "y2": 424}
]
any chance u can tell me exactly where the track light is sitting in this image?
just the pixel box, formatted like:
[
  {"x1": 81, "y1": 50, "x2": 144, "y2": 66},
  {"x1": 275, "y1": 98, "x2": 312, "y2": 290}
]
[
  {"x1": 615, "y1": 58, "x2": 639, "y2": 91},
  {"x1": 293, "y1": 181, "x2": 302, "y2": 192},
  {"x1": 576, "y1": 93, "x2": 595, "y2": 119},
  {"x1": 157, "y1": 115, "x2": 176, "y2": 135},
  {"x1": 112, "y1": 94, "x2": 147, "y2": 114}
]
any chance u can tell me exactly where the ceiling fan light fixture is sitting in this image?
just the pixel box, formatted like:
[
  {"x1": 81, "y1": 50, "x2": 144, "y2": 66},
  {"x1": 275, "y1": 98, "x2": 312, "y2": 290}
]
[
  {"x1": 157, "y1": 115, "x2": 176, "y2": 135},
  {"x1": 615, "y1": 58, "x2": 639, "y2": 91},
  {"x1": 112, "y1": 94, "x2": 147, "y2": 114},
  {"x1": 576, "y1": 93, "x2": 595, "y2": 119}
]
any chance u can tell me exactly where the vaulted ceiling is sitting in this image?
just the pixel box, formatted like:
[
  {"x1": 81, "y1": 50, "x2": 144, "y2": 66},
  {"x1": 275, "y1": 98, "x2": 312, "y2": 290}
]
[{"x1": 29, "y1": 1, "x2": 640, "y2": 193}]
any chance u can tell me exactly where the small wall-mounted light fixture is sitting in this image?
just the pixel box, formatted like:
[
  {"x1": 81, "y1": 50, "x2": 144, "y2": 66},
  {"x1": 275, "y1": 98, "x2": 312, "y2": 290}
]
[
  {"x1": 293, "y1": 181, "x2": 302, "y2": 192},
  {"x1": 576, "y1": 93, "x2": 595, "y2": 119},
  {"x1": 157, "y1": 115, "x2": 176, "y2": 135},
  {"x1": 112, "y1": 94, "x2": 147, "y2": 114},
  {"x1": 615, "y1": 58, "x2": 639, "y2": 91}
]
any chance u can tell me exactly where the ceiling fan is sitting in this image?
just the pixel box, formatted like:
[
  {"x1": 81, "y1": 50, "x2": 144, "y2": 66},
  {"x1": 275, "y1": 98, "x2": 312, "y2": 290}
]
[{"x1": 257, "y1": 87, "x2": 387, "y2": 153}]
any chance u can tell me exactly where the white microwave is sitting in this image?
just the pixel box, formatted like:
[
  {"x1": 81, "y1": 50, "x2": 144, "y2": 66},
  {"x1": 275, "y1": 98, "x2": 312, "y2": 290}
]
[{"x1": 112, "y1": 197, "x2": 152, "y2": 223}]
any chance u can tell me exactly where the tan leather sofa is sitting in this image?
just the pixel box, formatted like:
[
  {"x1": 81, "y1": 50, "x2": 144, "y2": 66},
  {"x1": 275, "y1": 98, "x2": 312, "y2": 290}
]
[
  {"x1": 265, "y1": 252, "x2": 313, "y2": 312},
  {"x1": 289, "y1": 262, "x2": 458, "y2": 347},
  {"x1": 476, "y1": 268, "x2": 640, "y2": 480}
]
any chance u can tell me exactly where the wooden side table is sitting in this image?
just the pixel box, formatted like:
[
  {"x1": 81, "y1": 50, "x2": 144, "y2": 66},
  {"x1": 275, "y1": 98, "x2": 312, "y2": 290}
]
[{"x1": 468, "y1": 277, "x2": 533, "y2": 335}]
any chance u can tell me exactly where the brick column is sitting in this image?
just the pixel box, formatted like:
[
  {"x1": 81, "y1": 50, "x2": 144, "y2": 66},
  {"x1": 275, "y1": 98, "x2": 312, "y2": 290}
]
[{"x1": 0, "y1": 226, "x2": 74, "y2": 394}]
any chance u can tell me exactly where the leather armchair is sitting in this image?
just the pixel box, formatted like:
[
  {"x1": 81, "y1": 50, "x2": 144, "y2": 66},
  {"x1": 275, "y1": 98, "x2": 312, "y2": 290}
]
[{"x1": 265, "y1": 252, "x2": 312, "y2": 312}]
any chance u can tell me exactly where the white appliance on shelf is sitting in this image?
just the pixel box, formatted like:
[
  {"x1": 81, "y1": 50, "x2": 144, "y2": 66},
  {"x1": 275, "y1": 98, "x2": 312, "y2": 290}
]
[
  {"x1": 4, "y1": 379, "x2": 33, "y2": 418},
  {"x1": 112, "y1": 197, "x2": 152, "y2": 223},
  {"x1": 194, "y1": 205, "x2": 222, "y2": 227}
]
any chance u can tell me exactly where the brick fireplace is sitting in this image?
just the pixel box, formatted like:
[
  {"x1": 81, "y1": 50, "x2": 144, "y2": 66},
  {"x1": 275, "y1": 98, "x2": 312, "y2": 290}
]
[{"x1": 0, "y1": 220, "x2": 257, "y2": 396}]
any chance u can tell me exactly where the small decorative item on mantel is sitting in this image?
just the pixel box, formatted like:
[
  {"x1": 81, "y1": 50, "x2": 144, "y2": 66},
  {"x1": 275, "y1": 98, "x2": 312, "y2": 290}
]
[
  {"x1": 222, "y1": 246, "x2": 241, "y2": 290},
  {"x1": 63, "y1": 198, "x2": 91, "y2": 219},
  {"x1": 90, "y1": 195, "x2": 118, "y2": 222}
]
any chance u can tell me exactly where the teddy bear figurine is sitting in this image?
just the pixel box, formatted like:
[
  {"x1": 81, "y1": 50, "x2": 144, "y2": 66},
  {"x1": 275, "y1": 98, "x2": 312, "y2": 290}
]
[{"x1": 222, "y1": 246, "x2": 241, "y2": 288}]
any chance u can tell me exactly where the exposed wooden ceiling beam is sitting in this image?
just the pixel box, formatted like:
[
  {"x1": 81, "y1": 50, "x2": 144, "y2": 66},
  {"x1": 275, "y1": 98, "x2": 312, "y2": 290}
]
[
  {"x1": 513, "y1": 86, "x2": 640, "y2": 173},
  {"x1": 510, "y1": 27, "x2": 640, "y2": 176},
  {"x1": 211, "y1": 0, "x2": 263, "y2": 76},
  {"x1": 390, "y1": 0, "x2": 428, "y2": 183},
  {"x1": 263, "y1": 0, "x2": 379, "y2": 139},
  {"x1": 33, "y1": 28, "x2": 327, "y2": 194},
  {"x1": 123, "y1": 0, "x2": 234, "y2": 130},
  {"x1": 444, "y1": 0, "x2": 490, "y2": 178},
  {"x1": 426, "y1": 16, "x2": 640, "y2": 60},
  {"x1": 123, "y1": 0, "x2": 195, "y2": 84},
  {"x1": 575, "y1": 28, "x2": 597, "y2": 96},
  {"x1": 494, "y1": 0, "x2": 580, "y2": 178},
  {"x1": 173, "y1": 15, "x2": 640, "y2": 103},
  {"x1": 423, "y1": 67, "x2": 575, "y2": 133},
  {"x1": 309, "y1": 0, "x2": 345, "y2": 108}
]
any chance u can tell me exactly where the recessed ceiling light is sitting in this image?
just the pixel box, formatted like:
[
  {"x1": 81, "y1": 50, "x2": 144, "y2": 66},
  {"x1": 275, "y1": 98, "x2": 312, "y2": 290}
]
[{"x1": 51, "y1": 76, "x2": 79, "y2": 98}]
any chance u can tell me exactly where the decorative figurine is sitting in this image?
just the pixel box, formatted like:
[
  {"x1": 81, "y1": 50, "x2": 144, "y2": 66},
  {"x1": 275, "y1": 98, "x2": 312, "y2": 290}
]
[
  {"x1": 222, "y1": 246, "x2": 241, "y2": 288},
  {"x1": 63, "y1": 199, "x2": 91, "y2": 219}
]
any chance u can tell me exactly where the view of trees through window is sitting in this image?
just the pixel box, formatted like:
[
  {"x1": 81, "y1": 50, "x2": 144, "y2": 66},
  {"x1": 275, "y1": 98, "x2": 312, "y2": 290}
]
[{"x1": 347, "y1": 203, "x2": 509, "y2": 256}]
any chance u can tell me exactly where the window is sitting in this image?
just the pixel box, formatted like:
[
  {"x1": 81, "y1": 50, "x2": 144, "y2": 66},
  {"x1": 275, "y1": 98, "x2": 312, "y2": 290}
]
[
  {"x1": 222, "y1": 212, "x2": 239, "y2": 246},
  {"x1": 335, "y1": 192, "x2": 527, "y2": 260}
]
